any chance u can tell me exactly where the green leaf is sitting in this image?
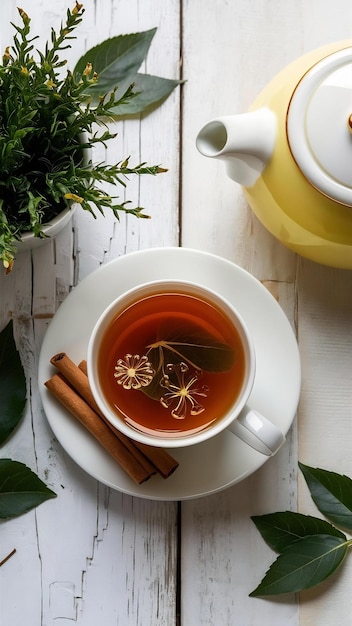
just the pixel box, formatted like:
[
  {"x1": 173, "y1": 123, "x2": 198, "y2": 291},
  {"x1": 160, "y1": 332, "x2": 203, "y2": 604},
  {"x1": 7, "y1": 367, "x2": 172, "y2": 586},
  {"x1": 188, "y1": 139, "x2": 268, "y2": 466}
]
[
  {"x1": 299, "y1": 462, "x2": 352, "y2": 532},
  {"x1": 250, "y1": 534, "x2": 350, "y2": 596},
  {"x1": 167, "y1": 341, "x2": 234, "y2": 371},
  {"x1": 141, "y1": 335, "x2": 235, "y2": 402},
  {"x1": 109, "y1": 73, "x2": 182, "y2": 116},
  {"x1": 0, "y1": 459, "x2": 56, "y2": 519},
  {"x1": 74, "y1": 29, "x2": 157, "y2": 100},
  {"x1": 0, "y1": 321, "x2": 26, "y2": 445},
  {"x1": 148, "y1": 336, "x2": 235, "y2": 373},
  {"x1": 252, "y1": 511, "x2": 346, "y2": 553}
]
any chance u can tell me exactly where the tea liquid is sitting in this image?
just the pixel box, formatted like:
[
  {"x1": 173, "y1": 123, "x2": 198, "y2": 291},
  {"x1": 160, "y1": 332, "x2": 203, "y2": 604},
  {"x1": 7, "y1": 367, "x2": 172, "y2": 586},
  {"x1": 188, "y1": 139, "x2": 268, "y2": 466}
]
[{"x1": 97, "y1": 292, "x2": 246, "y2": 438}]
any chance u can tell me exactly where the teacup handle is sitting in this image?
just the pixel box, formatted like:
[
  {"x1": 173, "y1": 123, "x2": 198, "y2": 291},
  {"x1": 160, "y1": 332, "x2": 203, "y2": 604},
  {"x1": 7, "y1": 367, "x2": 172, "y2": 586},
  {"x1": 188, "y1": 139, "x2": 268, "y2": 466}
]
[{"x1": 228, "y1": 406, "x2": 286, "y2": 456}]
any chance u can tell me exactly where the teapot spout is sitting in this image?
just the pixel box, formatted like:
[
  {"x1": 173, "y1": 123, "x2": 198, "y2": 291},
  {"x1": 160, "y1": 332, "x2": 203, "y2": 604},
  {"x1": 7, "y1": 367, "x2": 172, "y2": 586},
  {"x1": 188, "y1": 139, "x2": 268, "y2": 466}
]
[{"x1": 196, "y1": 108, "x2": 276, "y2": 187}]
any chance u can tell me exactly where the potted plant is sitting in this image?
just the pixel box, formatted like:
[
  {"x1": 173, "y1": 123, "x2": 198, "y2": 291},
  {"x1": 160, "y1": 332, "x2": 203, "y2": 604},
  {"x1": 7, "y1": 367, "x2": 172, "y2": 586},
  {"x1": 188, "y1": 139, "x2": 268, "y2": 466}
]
[{"x1": 0, "y1": 2, "x2": 180, "y2": 272}]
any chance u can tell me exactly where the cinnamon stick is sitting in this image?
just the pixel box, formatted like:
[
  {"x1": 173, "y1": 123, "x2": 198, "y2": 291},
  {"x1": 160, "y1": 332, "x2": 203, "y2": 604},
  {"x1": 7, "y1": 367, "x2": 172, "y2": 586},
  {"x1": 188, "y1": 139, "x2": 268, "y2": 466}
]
[
  {"x1": 50, "y1": 353, "x2": 156, "y2": 476},
  {"x1": 50, "y1": 353, "x2": 179, "y2": 478},
  {"x1": 51, "y1": 353, "x2": 101, "y2": 412},
  {"x1": 77, "y1": 359, "x2": 179, "y2": 479},
  {"x1": 45, "y1": 374, "x2": 152, "y2": 485},
  {"x1": 133, "y1": 442, "x2": 180, "y2": 479}
]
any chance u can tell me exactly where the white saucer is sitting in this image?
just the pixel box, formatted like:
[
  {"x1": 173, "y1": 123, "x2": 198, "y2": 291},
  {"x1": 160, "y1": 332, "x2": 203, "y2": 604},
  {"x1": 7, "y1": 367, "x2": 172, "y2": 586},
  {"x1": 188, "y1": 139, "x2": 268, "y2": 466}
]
[{"x1": 38, "y1": 248, "x2": 301, "y2": 500}]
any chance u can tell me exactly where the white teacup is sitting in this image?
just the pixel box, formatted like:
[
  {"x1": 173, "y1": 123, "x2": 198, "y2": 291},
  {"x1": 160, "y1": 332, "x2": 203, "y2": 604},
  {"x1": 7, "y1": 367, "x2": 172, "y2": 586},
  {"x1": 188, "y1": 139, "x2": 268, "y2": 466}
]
[{"x1": 87, "y1": 280, "x2": 285, "y2": 455}]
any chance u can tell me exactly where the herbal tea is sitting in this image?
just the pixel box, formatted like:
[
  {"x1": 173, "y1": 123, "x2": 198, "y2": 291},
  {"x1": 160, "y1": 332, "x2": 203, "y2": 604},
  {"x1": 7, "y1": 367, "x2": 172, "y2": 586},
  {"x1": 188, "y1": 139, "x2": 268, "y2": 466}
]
[{"x1": 97, "y1": 291, "x2": 246, "y2": 438}]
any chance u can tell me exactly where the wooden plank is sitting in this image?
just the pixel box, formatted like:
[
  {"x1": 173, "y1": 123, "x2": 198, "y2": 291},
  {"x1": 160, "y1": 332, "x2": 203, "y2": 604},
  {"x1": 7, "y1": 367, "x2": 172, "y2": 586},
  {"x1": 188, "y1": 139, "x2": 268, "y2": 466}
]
[
  {"x1": 180, "y1": 1, "x2": 300, "y2": 624},
  {"x1": 74, "y1": 0, "x2": 181, "y2": 281},
  {"x1": 180, "y1": 281, "x2": 298, "y2": 626},
  {"x1": 297, "y1": 260, "x2": 352, "y2": 623},
  {"x1": 181, "y1": 0, "x2": 298, "y2": 281},
  {"x1": 0, "y1": 2, "x2": 180, "y2": 625},
  {"x1": 296, "y1": 3, "x2": 352, "y2": 623},
  {"x1": 181, "y1": 0, "x2": 352, "y2": 624}
]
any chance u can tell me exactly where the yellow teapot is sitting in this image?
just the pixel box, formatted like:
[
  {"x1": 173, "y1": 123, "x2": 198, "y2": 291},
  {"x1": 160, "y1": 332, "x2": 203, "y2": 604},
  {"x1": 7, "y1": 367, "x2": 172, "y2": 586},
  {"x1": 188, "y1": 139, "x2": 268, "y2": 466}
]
[{"x1": 196, "y1": 41, "x2": 352, "y2": 268}]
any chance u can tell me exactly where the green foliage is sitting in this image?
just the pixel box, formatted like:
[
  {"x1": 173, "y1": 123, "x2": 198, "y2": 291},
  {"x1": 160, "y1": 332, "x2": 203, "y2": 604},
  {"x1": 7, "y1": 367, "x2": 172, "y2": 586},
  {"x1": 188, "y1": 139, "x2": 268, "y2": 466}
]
[
  {"x1": 250, "y1": 463, "x2": 352, "y2": 597},
  {"x1": 0, "y1": 459, "x2": 56, "y2": 519},
  {"x1": 0, "y1": 321, "x2": 56, "y2": 520},
  {"x1": 299, "y1": 462, "x2": 352, "y2": 532},
  {"x1": 108, "y1": 74, "x2": 182, "y2": 117},
  {"x1": 73, "y1": 29, "x2": 157, "y2": 102},
  {"x1": 250, "y1": 534, "x2": 349, "y2": 597},
  {"x1": 0, "y1": 3, "x2": 180, "y2": 270},
  {"x1": 0, "y1": 320, "x2": 26, "y2": 444},
  {"x1": 73, "y1": 30, "x2": 181, "y2": 116}
]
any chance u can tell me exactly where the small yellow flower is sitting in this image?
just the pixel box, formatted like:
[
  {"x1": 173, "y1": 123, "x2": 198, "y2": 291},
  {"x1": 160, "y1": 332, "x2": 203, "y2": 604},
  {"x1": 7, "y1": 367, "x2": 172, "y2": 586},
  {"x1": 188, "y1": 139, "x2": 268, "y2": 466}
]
[
  {"x1": 72, "y1": 2, "x2": 83, "y2": 14},
  {"x1": 64, "y1": 193, "x2": 83, "y2": 203},
  {"x1": 3, "y1": 257, "x2": 14, "y2": 274},
  {"x1": 21, "y1": 66, "x2": 29, "y2": 76},
  {"x1": 83, "y1": 62, "x2": 92, "y2": 77},
  {"x1": 45, "y1": 79, "x2": 56, "y2": 89},
  {"x1": 3, "y1": 47, "x2": 11, "y2": 62},
  {"x1": 121, "y1": 157, "x2": 130, "y2": 168},
  {"x1": 18, "y1": 8, "x2": 30, "y2": 23}
]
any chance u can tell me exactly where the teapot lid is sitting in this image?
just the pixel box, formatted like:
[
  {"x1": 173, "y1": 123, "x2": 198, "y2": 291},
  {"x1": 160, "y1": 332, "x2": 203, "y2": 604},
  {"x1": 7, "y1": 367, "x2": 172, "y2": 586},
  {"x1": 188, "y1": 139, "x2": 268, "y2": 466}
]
[{"x1": 287, "y1": 47, "x2": 352, "y2": 206}]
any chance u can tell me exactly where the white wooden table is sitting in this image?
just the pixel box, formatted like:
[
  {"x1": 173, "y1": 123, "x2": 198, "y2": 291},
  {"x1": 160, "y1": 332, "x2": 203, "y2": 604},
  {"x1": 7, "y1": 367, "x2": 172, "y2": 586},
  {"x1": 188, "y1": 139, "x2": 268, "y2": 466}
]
[{"x1": 1, "y1": 1, "x2": 352, "y2": 624}]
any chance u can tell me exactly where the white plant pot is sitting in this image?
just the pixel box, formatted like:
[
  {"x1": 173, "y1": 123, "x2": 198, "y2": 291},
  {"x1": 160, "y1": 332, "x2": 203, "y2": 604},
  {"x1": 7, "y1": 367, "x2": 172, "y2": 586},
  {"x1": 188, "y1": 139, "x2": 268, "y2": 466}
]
[{"x1": 16, "y1": 204, "x2": 77, "y2": 253}]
